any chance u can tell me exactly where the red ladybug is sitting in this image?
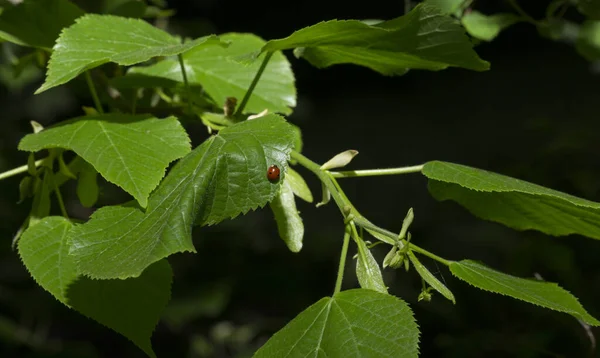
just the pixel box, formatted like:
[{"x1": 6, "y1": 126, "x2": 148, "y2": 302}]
[{"x1": 267, "y1": 165, "x2": 280, "y2": 182}]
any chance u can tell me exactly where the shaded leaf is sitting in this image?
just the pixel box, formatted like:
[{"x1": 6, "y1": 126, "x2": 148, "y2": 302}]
[
  {"x1": 576, "y1": 20, "x2": 600, "y2": 61},
  {"x1": 269, "y1": 180, "x2": 304, "y2": 252},
  {"x1": 104, "y1": 0, "x2": 147, "y2": 18},
  {"x1": 422, "y1": 161, "x2": 600, "y2": 240},
  {"x1": 68, "y1": 114, "x2": 295, "y2": 279},
  {"x1": 254, "y1": 289, "x2": 419, "y2": 358},
  {"x1": 450, "y1": 260, "x2": 600, "y2": 325},
  {"x1": 18, "y1": 216, "x2": 173, "y2": 357},
  {"x1": 19, "y1": 114, "x2": 191, "y2": 208},
  {"x1": 36, "y1": 14, "x2": 225, "y2": 93},
  {"x1": 0, "y1": 0, "x2": 84, "y2": 49},
  {"x1": 461, "y1": 11, "x2": 520, "y2": 41},
  {"x1": 130, "y1": 33, "x2": 296, "y2": 114},
  {"x1": 424, "y1": 0, "x2": 466, "y2": 15},
  {"x1": 355, "y1": 239, "x2": 387, "y2": 293},
  {"x1": 407, "y1": 251, "x2": 455, "y2": 303},
  {"x1": 262, "y1": 4, "x2": 489, "y2": 75},
  {"x1": 577, "y1": 0, "x2": 600, "y2": 19},
  {"x1": 77, "y1": 160, "x2": 99, "y2": 208}
]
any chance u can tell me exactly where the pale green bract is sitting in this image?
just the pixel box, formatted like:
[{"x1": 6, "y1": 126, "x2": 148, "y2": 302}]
[
  {"x1": 269, "y1": 179, "x2": 304, "y2": 252},
  {"x1": 254, "y1": 289, "x2": 419, "y2": 358},
  {"x1": 18, "y1": 216, "x2": 172, "y2": 358},
  {"x1": 129, "y1": 33, "x2": 296, "y2": 114},
  {"x1": 355, "y1": 239, "x2": 388, "y2": 294},
  {"x1": 18, "y1": 114, "x2": 191, "y2": 208},
  {"x1": 262, "y1": 3, "x2": 489, "y2": 76},
  {"x1": 68, "y1": 114, "x2": 296, "y2": 279},
  {"x1": 36, "y1": 14, "x2": 225, "y2": 93},
  {"x1": 450, "y1": 260, "x2": 600, "y2": 325},
  {"x1": 408, "y1": 251, "x2": 455, "y2": 303},
  {"x1": 422, "y1": 161, "x2": 600, "y2": 240}
]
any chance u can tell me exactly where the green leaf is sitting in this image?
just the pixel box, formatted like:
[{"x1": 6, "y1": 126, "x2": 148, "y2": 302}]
[
  {"x1": 269, "y1": 180, "x2": 304, "y2": 252},
  {"x1": 286, "y1": 167, "x2": 313, "y2": 203},
  {"x1": 577, "y1": 0, "x2": 600, "y2": 20},
  {"x1": 461, "y1": 11, "x2": 520, "y2": 41},
  {"x1": 36, "y1": 14, "x2": 225, "y2": 94},
  {"x1": 130, "y1": 33, "x2": 296, "y2": 114},
  {"x1": 450, "y1": 260, "x2": 600, "y2": 326},
  {"x1": 68, "y1": 114, "x2": 295, "y2": 279},
  {"x1": 422, "y1": 161, "x2": 600, "y2": 240},
  {"x1": 18, "y1": 216, "x2": 173, "y2": 357},
  {"x1": 77, "y1": 160, "x2": 99, "y2": 208},
  {"x1": 355, "y1": 239, "x2": 388, "y2": 294},
  {"x1": 19, "y1": 114, "x2": 191, "y2": 208},
  {"x1": 254, "y1": 289, "x2": 419, "y2": 358},
  {"x1": 407, "y1": 251, "x2": 455, "y2": 303},
  {"x1": 0, "y1": 0, "x2": 84, "y2": 49},
  {"x1": 424, "y1": 0, "x2": 466, "y2": 15},
  {"x1": 262, "y1": 4, "x2": 489, "y2": 75},
  {"x1": 576, "y1": 20, "x2": 600, "y2": 61}
]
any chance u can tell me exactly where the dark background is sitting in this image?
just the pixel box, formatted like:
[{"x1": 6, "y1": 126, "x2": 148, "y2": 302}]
[{"x1": 1, "y1": 0, "x2": 600, "y2": 357}]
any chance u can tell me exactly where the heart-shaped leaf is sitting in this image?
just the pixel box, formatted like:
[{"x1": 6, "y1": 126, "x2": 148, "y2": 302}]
[
  {"x1": 19, "y1": 114, "x2": 191, "y2": 208},
  {"x1": 36, "y1": 14, "x2": 225, "y2": 93},
  {"x1": 18, "y1": 216, "x2": 172, "y2": 358},
  {"x1": 254, "y1": 289, "x2": 419, "y2": 357},
  {"x1": 130, "y1": 33, "x2": 296, "y2": 114},
  {"x1": 69, "y1": 114, "x2": 295, "y2": 279}
]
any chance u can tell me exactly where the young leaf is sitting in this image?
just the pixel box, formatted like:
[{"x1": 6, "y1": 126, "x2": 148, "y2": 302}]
[
  {"x1": 77, "y1": 160, "x2": 99, "y2": 208},
  {"x1": 36, "y1": 14, "x2": 225, "y2": 94},
  {"x1": 407, "y1": 251, "x2": 455, "y2": 303},
  {"x1": 129, "y1": 33, "x2": 296, "y2": 114},
  {"x1": 68, "y1": 114, "x2": 295, "y2": 279},
  {"x1": 19, "y1": 114, "x2": 191, "y2": 208},
  {"x1": 286, "y1": 167, "x2": 313, "y2": 203},
  {"x1": 0, "y1": 0, "x2": 84, "y2": 49},
  {"x1": 355, "y1": 238, "x2": 388, "y2": 293},
  {"x1": 422, "y1": 161, "x2": 600, "y2": 240},
  {"x1": 269, "y1": 180, "x2": 304, "y2": 252},
  {"x1": 18, "y1": 216, "x2": 173, "y2": 357},
  {"x1": 254, "y1": 289, "x2": 419, "y2": 358},
  {"x1": 461, "y1": 11, "x2": 520, "y2": 41},
  {"x1": 262, "y1": 4, "x2": 489, "y2": 76},
  {"x1": 450, "y1": 260, "x2": 600, "y2": 326}
]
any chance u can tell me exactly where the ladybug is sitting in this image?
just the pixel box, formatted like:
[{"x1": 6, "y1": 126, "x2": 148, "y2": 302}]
[{"x1": 267, "y1": 165, "x2": 280, "y2": 182}]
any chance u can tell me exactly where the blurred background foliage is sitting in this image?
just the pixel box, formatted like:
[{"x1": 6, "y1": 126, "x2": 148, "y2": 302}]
[{"x1": 1, "y1": 0, "x2": 600, "y2": 357}]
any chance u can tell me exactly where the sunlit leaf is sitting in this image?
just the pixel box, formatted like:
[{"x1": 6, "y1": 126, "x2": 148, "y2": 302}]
[
  {"x1": 18, "y1": 216, "x2": 172, "y2": 357},
  {"x1": 451, "y1": 260, "x2": 600, "y2": 325},
  {"x1": 36, "y1": 14, "x2": 225, "y2": 93},
  {"x1": 254, "y1": 289, "x2": 419, "y2": 358},
  {"x1": 129, "y1": 33, "x2": 296, "y2": 114},
  {"x1": 423, "y1": 161, "x2": 600, "y2": 240},
  {"x1": 19, "y1": 114, "x2": 190, "y2": 208},
  {"x1": 68, "y1": 115, "x2": 295, "y2": 279}
]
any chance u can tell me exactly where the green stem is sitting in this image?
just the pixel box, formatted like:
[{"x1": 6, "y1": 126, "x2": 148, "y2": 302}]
[
  {"x1": 51, "y1": 176, "x2": 69, "y2": 219},
  {"x1": 507, "y1": 0, "x2": 540, "y2": 25},
  {"x1": 331, "y1": 165, "x2": 424, "y2": 178},
  {"x1": 177, "y1": 53, "x2": 193, "y2": 112},
  {"x1": 334, "y1": 226, "x2": 351, "y2": 295},
  {"x1": 0, "y1": 160, "x2": 44, "y2": 181},
  {"x1": 234, "y1": 51, "x2": 273, "y2": 116},
  {"x1": 410, "y1": 245, "x2": 451, "y2": 267},
  {"x1": 85, "y1": 71, "x2": 104, "y2": 114}
]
